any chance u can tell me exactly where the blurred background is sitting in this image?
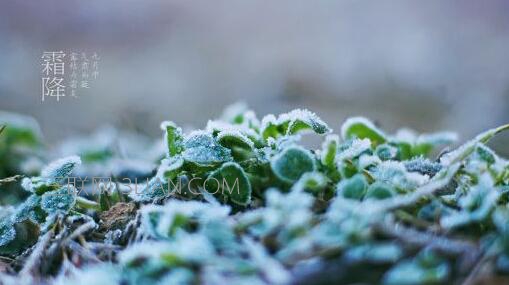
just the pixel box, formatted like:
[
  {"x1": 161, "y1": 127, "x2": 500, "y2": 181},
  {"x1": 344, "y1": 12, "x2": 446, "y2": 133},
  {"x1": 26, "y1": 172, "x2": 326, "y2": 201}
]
[{"x1": 1, "y1": 0, "x2": 509, "y2": 153}]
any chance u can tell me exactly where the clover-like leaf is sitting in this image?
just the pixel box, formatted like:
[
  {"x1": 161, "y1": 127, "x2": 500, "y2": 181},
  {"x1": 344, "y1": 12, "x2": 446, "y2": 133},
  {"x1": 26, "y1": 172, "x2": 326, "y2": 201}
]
[
  {"x1": 0, "y1": 219, "x2": 39, "y2": 255},
  {"x1": 383, "y1": 250, "x2": 449, "y2": 285},
  {"x1": 271, "y1": 146, "x2": 316, "y2": 183},
  {"x1": 404, "y1": 157, "x2": 442, "y2": 177},
  {"x1": 12, "y1": 194, "x2": 46, "y2": 224},
  {"x1": 206, "y1": 162, "x2": 251, "y2": 206},
  {"x1": 365, "y1": 181, "x2": 395, "y2": 200},
  {"x1": 157, "y1": 157, "x2": 184, "y2": 180},
  {"x1": 320, "y1": 135, "x2": 339, "y2": 169},
  {"x1": 293, "y1": 172, "x2": 328, "y2": 193},
  {"x1": 41, "y1": 155, "x2": 82, "y2": 183},
  {"x1": 161, "y1": 121, "x2": 185, "y2": 158},
  {"x1": 21, "y1": 176, "x2": 60, "y2": 195},
  {"x1": 41, "y1": 185, "x2": 77, "y2": 214},
  {"x1": 336, "y1": 173, "x2": 367, "y2": 200},
  {"x1": 372, "y1": 161, "x2": 430, "y2": 191},
  {"x1": 281, "y1": 109, "x2": 330, "y2": 135},
  {"x1": 341, "y1": 117, "x2": 387, "y2": 146},
  {"x1": 0, "y1": 222, "x2": 16, "y2": 253},
  {"x1": 182, "y1": 132, "x2": 232, "y2": 168},
  {"x1": 131, "y1": 177, "x2": 169, "y2": 202},
  {"x1": 260, "y1": 114, "x2": 280, "y2": 140},
  {"x1": 375, "y1": 144, "x2": 398, "y2": 161},
  {"x1": 474, "y1": 144, "x2": 497, "y2": 165},
  {"x1": 217, "y1": 130, "x2": 255, "y2": 161},
  {"x1": 336, "y1": 138, "x2": 372, "y2": 162}
]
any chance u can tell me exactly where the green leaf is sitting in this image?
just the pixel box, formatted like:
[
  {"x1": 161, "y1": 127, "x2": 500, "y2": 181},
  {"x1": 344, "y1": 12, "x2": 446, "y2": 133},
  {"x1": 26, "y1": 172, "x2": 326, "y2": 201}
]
[
  {"x1": 293, "y1": 172, "x2": 328, "y2": 194},
  {"x1": 217, "y1": 130, "x2": 255, "y2": 161},
  {"x1": 40, "y1": 186, "x2": 77, "y2": 214},
  {"x1": 13, "y1": 195, "x2": 46, "y2": 224},
  {"x1": 341, "y1": 117, "x2": 387, "y2": 146},
  {"x1": 282, "y1": 109, "x2": 330, "y2": 135},
  {"x1": 375, "y1": 144, "x2": 398, "y2": 161},
  {"x1": 21, "y1": 177, "x2": 60, "y2": 195},
  {"x1": 365, "y1": 181, "x2": 395, "y2": 200},
  {"x1": 337, "y1": 174, "x2": 368, "y2": 200},
  {"x1": 0, "y1": 222, "x2": 15, "y2": 249},
  {"x1": 40, "y1": 156, "x2": 82, "y2": 183},
  {"x1": 320, "y1": 135, "x2": 339, "y2": 169},
  {"x1": 206, "y1": 162, "x2": 252, "y2": 206},
  {"x1": 0, "y1": 219, "x2": 39, "y2": 255},
  {"x1": 261, "y1": 114, "x2": 280, "y2": 140},
  {"x1": 475, "y1": 144, "x2": 497, "y2": 164},
  {"x1": 260, "y1": 110, "x2": 330, "y2": 140},
  {"x1": 183, "y1": 132, "x2": 232, "y2": 168},
  {"x1": 161, "y1": 121, "x2": 185, "y2": 157},
  {"x1": 157, "y1": 157, "x2": 184, "y2": 180},
  {"x1": 270, "y1": 146, "x2": 316, "y2": 183}
]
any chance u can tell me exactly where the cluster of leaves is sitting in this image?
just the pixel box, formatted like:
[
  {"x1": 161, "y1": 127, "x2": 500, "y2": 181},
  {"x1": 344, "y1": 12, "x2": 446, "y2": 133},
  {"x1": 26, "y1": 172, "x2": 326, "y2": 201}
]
[{"x1": 1, "y1": 105, "x2": 509, "y2": 285}]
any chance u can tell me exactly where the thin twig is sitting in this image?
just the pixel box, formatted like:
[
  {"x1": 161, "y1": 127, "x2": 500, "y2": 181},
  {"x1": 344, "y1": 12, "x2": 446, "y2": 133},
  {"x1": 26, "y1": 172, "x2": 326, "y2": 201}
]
[
  {"x1": 66, "y1": 221, "x2": 97, "y2": 242},
  {"x1": 367, "y1": 163, "x2": 461, "y2": 213},
  {"x1": 19, "y1": 229, "x2": 54, "y2": 277},
  {"x1": 377, "y1": 218, "x2": 479, "y2": 259}
]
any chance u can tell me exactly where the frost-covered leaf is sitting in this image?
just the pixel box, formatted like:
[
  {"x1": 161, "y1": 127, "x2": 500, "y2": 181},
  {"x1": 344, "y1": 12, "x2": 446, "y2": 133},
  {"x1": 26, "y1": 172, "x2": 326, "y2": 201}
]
[
  {"x1": 161, "y1": 121, "x2": 184, "y2": 157},
  {"x1": 365, "y1": 181, "x2": 395, "y2": 200},
  {"x1": 336, "y1": 138, "x2": 372, "y2": 162},
  {"x1": 0, "y1": 219, "x2": 39, "y2": 255},
  {"x1": 260, "y1": 109, "x2": 330, "y2": 140},
  {"x1": 293, "y1": 172, "x2": 328, "y2": 194},
  {"x1": 320, "y1": 135, "x2": 338, "y2": 169},
  {"x1": 383, "y1": 250, "x2": 449, "y2": 285},
  {"x1": 371, "y1": 161, "x2": 430, "y2": 191},
  {"x1": 375, "y1": 144, "x2": 398, "y2": 161},
  {"x1": 341, "y1": 117, "x2": 387, "y2": 146},
  {"x1": 271, "y1": 146, "x2": 316, "y2": 183},
  {"x1": 0, "y1": 222, "x2": 15, "y2": 249},
  {"x1": 12, "y1": 194, "x2": 46, "y2": 224},
  {"x1": 41, "y1": 155, "x2": 82, "y2": 183},
  {"x1": 156, "y1": 157, "x2": 184, "y2": 180},
  {"x1": 130, "y1": 177, "x2": 169, "y2": 202},
  {"x1": 141, "y1": 200, "x2": 230, "y2": 239},
  {"x1": 404, "y1": 157, "x2": 442, "y2": 177},
  {"x1": 40, "y1": 185, "x2": 77, "y2": 214},
  {"x1": 217, "y1": 130, "x2": 255, "y2": 161},
  {"x1": 474, "y1": 144, "x2": 497, "y2": 165},
  {"x1": 260, "y1": 114, "x2": 280, "y2": 140},
  {"x1": 440, "y1": 174, "x2": 500, "y2": 229},
  {"x1": 21, "y1": 176, "x2": 59, "y2": 195},
  {"x1": 281, "y1": 109, "x2": 330, "y2": 135},
  {"x1": 345, "y1": 242, "x2": 403, "y2": 263},
  {"x1": 183, "y1": 132, "x2": 232, "y2": 167},
  {"x1": 337, "y1": 174, "x2": 368, "y2": 200},
  {"x1": 206, "y1": 162, "x2": 251, "y2": 206}
]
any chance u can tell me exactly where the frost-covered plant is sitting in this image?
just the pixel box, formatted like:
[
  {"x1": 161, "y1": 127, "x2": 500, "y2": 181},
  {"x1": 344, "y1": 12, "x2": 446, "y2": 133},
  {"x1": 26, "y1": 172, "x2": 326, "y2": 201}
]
[{"x1": 0, "y1": 105, "x2": 509, "y2": 285}]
